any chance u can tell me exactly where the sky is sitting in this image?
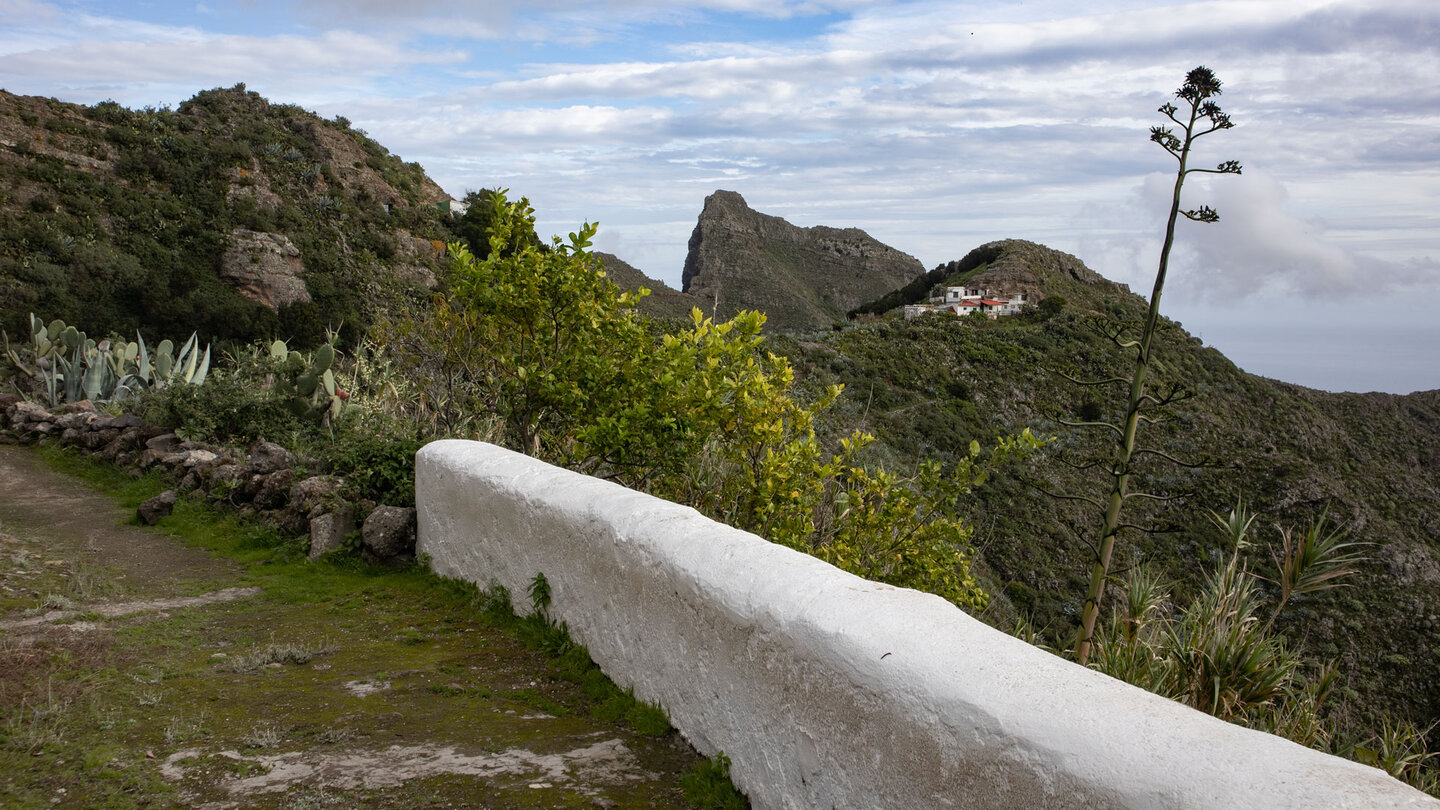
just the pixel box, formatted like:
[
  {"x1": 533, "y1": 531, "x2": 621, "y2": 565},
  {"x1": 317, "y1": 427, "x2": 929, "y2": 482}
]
[{"x1": 1, "y1": 0, "x2": 1436, "y2": 394}]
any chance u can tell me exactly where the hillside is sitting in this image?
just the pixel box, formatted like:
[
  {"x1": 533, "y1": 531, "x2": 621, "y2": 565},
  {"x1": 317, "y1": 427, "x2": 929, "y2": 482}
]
[
  {"x1": 596, "y1": 252, "x2": 701, "y2": 322},
  {"x1": 680, "y1": 190, "x2": 922, "y2": 332},
  {"x1": 4, "y1": 85, "x2": 1437, "y2": 753},
  {"x1": 781, "y1": 240, "x2": 1440, "y2": 736},
  {"x1": 0, "y1": 85, "x2": 458, "y2": 348}
]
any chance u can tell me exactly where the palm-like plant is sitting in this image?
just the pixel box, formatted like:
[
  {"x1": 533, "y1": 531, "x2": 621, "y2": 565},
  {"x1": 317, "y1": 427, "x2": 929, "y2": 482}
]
[
  {"x1": 1261, "y1": 509, "x2": 1365, "y2": 632},
  {"x1": 1091, "y1": 501, "x2": 1361, "y2": 751}
]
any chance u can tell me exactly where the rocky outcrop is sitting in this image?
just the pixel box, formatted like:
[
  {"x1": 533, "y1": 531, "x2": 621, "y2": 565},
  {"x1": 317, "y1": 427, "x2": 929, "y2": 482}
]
[
  {"x1": 310, "y1": 123, "x2": 448, "y2": 209},
  {"x1": 220, "y1": 228, "x2": 310, "y2": 310},
  {"x1": 680, "y1": 191, "x2": 923, "y2": 332}
]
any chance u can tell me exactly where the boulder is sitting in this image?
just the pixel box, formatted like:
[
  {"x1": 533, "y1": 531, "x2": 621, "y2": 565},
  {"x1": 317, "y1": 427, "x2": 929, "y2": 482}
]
[
  {"x1": 362, "y1": 505, "x2": 417, "y2": 565},
  {"x1": 252, "y1": 468, "x2": 296, "y2": 510},
  {"x1": 161, "y1": 449, "x2": 218, "y2": 470},
  {"x1": 55, "y1": 410, "x2": 99, "y2": 430},
  {"x1": 308, "y1": 504, "x2": 356, "y2": 560},
  {"x1": 207, "y1": 463, "x2": 246, "y2": 491},
  {"x1": 85, "y1": 428, "x2": 118, "y2": 450},
  {"x1": 52, "y1": 400, "x2": 96, "y2": 415},
  {"x1": 96, "y1": 435, "x2": 130, "y2": 461},
  {"x1": 11, "y1": 400, "x2": 50, "y2": 424},
  {"x1": 138, "y1": 490, "x2": 178, "y2": 525},
  {"x1": 93, "y1": 413, "x2": 146, "y2": 431},
  {"x1": 290, "y1": 475, "x2": 346, "y2": 517},
  {"x1": 145, "y1": 433, "x2": 182, "y2": 453},
  {"x1": 245, "y1": 440, "x2": 296, "y2": 476}
]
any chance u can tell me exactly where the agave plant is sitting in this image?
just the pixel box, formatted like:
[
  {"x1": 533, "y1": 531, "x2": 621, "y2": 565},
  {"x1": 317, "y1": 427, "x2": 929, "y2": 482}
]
[{"x1": 2, "y1": 313, "x2": 210, "y2": 406}]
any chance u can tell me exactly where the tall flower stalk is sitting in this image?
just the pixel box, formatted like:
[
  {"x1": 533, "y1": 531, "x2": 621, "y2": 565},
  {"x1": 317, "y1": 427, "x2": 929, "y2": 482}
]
[{"x1": 1072, "y1": 67, "x2": 1242, "y2": 664}]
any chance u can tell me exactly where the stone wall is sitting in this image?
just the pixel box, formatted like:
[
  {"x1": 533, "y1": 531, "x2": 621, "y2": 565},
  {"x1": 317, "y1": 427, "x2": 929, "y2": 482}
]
[
  {"x1": 0, "y1": 396, "x2": 415, "y2": 565},
  {"x1": 417, "y1": 439, "x2": 1437, "y2": 810}
]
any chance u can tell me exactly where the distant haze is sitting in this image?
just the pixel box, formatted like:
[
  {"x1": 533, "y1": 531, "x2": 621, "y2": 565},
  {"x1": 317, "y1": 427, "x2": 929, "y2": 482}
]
[{"x1": 2, "y1": 0, "x2": 1436, "y2": 393}]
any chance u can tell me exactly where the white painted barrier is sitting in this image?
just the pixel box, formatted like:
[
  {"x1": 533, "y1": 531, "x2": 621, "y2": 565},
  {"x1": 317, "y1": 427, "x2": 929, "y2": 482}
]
[{"x1": 416, "y1": 440, "x2": 1436, "y2": 809}]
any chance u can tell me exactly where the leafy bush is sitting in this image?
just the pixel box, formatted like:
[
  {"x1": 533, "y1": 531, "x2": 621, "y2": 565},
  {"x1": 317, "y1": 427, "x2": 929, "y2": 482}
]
[
  {"x1": 374, "y1": 193, "x2": 1037, "y2": 611},
  {"x1": 325, "y1": 416, "x2": 424, "y2": 507}
]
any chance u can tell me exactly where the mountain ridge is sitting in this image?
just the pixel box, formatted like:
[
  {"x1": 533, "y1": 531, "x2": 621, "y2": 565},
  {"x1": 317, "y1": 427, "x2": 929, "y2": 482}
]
[{"x1": 680, "y1": 190, "x2": 923, "y2": 331}]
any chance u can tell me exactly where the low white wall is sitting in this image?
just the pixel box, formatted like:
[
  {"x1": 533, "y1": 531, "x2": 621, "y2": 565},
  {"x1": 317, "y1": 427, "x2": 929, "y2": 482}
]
[{"x1": 416, "y1": 440, "x2": 1435, "y2": 809}]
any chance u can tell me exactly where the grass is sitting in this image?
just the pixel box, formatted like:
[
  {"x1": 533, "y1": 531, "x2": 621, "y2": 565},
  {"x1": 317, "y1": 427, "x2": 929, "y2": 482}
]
[{"x1": 681, "y1": 754, "x2": 750, "y2": 810}]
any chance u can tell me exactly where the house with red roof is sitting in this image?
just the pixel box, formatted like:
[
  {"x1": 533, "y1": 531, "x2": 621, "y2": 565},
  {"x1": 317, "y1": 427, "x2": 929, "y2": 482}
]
[{"x1": 903, "y1": 287, "x2": 1029, "y2": 319}]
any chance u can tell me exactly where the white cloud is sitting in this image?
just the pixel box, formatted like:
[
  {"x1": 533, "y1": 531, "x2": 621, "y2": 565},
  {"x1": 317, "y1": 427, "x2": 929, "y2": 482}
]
[
  {"x1": 1142, "y1": 170, "x2": 1436, "y2": 299},
  {"x1": 0, "y1": 28, "x2": 465, "y2": 102}
]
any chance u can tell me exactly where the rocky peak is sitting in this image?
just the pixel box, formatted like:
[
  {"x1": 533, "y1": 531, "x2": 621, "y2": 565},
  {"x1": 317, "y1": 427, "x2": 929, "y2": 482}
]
[{"x1": 681, "y1": 190, "x2": 923, "y2": 332}]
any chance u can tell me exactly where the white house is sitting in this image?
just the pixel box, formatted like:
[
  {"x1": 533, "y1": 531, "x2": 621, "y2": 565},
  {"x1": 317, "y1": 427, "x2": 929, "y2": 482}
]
[
  {"x1": 900, "y1": 288, "x2": 1030, "y2": 319},
  {"x1": 437, "y1": 199, "x2": 469, "y2": 217}
]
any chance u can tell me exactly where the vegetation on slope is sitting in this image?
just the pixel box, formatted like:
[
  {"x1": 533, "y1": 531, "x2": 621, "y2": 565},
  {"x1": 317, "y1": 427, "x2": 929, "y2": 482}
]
[
  {"x1": 0, "y1": 85, "x2": 458, "y2": 350},
  {"x1": 783, "y1": 245, "x2": 1440, "y2": 762},
  {"x1": 3, "y1": 83, "x2": 1437, "y2": 794}
]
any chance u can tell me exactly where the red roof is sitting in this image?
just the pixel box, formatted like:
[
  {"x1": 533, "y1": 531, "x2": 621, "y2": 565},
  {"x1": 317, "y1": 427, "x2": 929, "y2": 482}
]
[{"x1": 978, "y1": 299, "x2": 1007, "y2": 306}]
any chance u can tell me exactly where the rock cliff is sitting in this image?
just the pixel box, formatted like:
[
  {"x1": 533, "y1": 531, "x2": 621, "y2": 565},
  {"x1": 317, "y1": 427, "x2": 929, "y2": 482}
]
[{"x1": 680, "y1": 190, "x2": 923, "y2": 332}]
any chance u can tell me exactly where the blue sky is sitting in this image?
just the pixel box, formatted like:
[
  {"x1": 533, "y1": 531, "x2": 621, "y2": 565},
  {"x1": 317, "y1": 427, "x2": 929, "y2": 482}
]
[{"x1": 2, "y1": 0, "x2": 1437, "y2": 393}]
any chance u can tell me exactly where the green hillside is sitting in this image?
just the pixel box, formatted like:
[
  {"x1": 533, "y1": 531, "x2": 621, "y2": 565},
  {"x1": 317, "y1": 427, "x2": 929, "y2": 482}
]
[
  {"x1": 779, "y1": 240, "x2": 1440, "y2": 737},
  {"x1": 3, "y1": 86, "x2": 1436, "y2": 764},
  {"x1": 0, "y1": 85, "x2": 459, "y2": 349}
]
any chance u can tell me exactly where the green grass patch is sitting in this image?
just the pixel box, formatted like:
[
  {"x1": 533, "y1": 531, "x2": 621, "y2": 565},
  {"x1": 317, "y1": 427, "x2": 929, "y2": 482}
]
[{"x1": 681, "y1": 753, "x2": 750, "y2": 810}]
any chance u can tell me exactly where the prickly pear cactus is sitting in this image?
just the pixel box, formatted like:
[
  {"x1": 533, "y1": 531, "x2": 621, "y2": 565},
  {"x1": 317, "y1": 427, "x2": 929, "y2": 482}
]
[{"x1": 270, "y1": 335, "x2": 349, "y2": 423}]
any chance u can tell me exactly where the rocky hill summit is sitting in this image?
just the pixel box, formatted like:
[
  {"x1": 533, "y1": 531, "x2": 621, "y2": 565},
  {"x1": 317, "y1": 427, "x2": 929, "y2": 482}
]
[
  {"x1": 680, "y1": 190, "x2": 923, "y2": 332},
  {"x1": 0, "y1": 85, "x2": 458, "y2": 347}
]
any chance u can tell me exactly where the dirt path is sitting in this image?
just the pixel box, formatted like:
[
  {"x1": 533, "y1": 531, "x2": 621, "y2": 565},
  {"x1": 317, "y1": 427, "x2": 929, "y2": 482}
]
[{"x1": 0, "y1": 443, "x2": 706, "y2": 809}]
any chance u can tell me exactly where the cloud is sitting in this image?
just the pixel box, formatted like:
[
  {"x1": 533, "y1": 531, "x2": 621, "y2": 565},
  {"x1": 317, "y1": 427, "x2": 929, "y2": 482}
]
[
  {"x1": 291, "y1": 0, "x2": 870, "y2": 41},
  {"x1": 0, "y1": 27, "x2": 466, "y2": 102},
  {"x1": 1138, "y1": 170, "x2": 1435, "y2": 299}
]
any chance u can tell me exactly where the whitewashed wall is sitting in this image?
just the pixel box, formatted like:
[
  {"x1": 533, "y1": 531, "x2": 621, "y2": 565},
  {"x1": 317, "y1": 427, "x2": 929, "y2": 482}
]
[{"x1": 416, "y1": 440, "x2": 1436, "y2": 810}]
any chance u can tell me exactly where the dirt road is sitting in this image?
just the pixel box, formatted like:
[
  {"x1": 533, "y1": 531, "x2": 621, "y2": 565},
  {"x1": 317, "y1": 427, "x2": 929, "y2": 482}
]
[{"x1": 0, "y1": 442, "x2": 706, "y2": 809}]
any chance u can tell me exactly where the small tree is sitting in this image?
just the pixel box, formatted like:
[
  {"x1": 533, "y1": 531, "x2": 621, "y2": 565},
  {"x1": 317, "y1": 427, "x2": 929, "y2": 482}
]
[
  {"x1": 447, "y1": 190, "x2": 652, "y2": 457},
  {"x1": 1070, "y1": 67, "x2": 1242, "y2": 663}
]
